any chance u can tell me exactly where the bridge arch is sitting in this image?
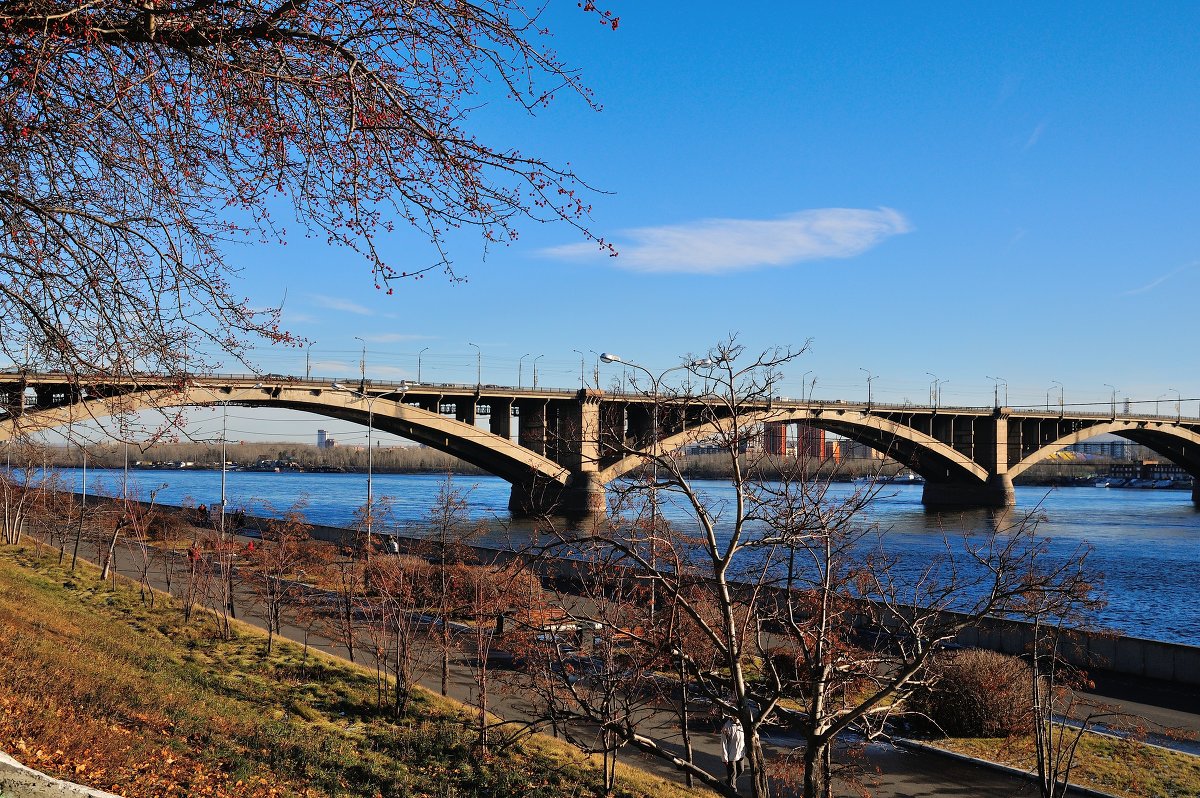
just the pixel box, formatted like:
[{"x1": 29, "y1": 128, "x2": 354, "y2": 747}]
[
  {"x1": 1008, "y1": 419, "x2": 1200, "y2": 481},
  {"x1": 598, "y1": 407, "x2": 989, "y2": 486},
  {"x1": 3, "y1": 384, "x2": 571, "y2": 493}
]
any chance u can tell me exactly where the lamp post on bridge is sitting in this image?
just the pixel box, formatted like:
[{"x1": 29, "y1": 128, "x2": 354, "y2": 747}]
[
  {"x1": 306, "y1": 341, "x2": 316, "y2": 380},
  {"x1": 532, "y1": 354, "x2": 544, "y2": 389},
  {"x1": 354, "y1": 336, "x2": 366, "y2": 391},
  {"x1": 1170, "y1": 387, "x2": 1182, "y2": 422},
  {"x1": 1050, "y1": 381, "x2": 1064, "y2": 417},
  {"x1": 1104, "y1": 383, "x2": 1117, "y2": 419},
  {"x1": 926, "y1": 372, "x2": 939, "y2": 409},
  {"x1": 332, "y1": 380, "x2": 410, "y2": 560},
  {"x1": 589, "y1": 350, "x2": 603, "y2": 390},
  {"x1": 518, "y1": 353, "x2": 531, "y2": 389},
  {"x1": 859, "y1": 367, "x2": 875, "y2": 412},
  {"x1": 985, "y1": 375, "x2": 1007, "y2": 409},
  {"x1": 468, "y1": 342, "x2": 481, "y2": 388},
  {"x1": 572, "y1": 349, "x2": 585, "y2": 389},
  {"x1": 599, "y1": 351, "x2": 714, "y2": 620},
  {"x1": 801, "y1": 371, "x2": 811, "y2": 403},
  {"x1": 418, "y1": 347, "x2": 429, "y2": 384}
]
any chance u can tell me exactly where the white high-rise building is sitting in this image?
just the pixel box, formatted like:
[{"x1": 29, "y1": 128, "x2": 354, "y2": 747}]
[{"x1": 317, "y1": 429, "x2": 328, "y2": 448}]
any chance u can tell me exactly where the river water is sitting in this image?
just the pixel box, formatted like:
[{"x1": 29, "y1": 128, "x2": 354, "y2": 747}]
[{"x1": 53, "y1": 467, "x2": 1200, "y2": 646}]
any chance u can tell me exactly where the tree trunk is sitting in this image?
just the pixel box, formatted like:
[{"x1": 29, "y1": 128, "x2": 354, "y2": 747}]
[
  {"x1": 800, "y1": 736, "x2": 828, "y2": 798},
  {"x1": 99, "y1": 522, "x2": 121, "y2": 581}
]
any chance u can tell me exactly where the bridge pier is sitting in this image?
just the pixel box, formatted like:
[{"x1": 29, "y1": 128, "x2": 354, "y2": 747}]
[
  {"x1": 1192, "y1": 483, "x2": 1200, "y2": 507},
  {"x1": 921, "y1": 474, "x2": 1015, "y2": 511},
  {"x1": 507, "y1": 473, "x2": 606, "y2": 521}
]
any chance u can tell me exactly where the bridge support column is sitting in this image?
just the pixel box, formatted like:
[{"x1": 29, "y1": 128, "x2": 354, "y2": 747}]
[
  {"x1": 1192, "y1": 483, "x2": 1200, "y2": 507},
  {"x1": 922, "y1": 474, "x2": 1015, "y2": 510},
  {"x1": 509, "y1": 389, "x2": 608, "y2": 521},
  {"x1": 489, "y1": 399, "x2": 512, "y2": 439},
  {"x1": 507, "y1": 473, "x2": 606, "y2": 520}
]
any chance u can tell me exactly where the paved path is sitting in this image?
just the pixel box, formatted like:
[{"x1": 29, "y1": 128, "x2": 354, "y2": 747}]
[{"x1": 62, "y1": 538, "x2": 1044, "y2": 798}]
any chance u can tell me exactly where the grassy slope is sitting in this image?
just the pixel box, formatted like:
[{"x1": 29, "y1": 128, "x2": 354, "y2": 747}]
[
  {"x1": 933, "y1": 733, "x2": 1200, "y2": 798},
  {"x1": 0, "y1": 544, "x2": 707, "y2": 798}
]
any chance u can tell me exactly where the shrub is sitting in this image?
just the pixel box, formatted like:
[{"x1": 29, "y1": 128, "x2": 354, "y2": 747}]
[{"x1": 914, "y1": 648, "x2": 1033, "y2": 737}]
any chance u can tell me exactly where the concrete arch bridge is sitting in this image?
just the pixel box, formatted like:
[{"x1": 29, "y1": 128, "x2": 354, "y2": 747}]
[{"x1": 3, "y1": 374, "x2": 1199, "y2": 517}]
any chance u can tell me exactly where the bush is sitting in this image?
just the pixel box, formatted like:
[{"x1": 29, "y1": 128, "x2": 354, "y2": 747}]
[{"x1": 913, "y1": 648, "x2": 1033, "y2": 737}]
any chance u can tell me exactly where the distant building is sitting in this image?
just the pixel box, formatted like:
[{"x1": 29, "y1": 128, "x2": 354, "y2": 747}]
[
  {"x1": 1110, "y1": 460, "x2": 1191, "y2": 481},
  {"x1": 763, "y1": 422, "x2": 787, "y2": 456},
  {"x1": 796, "y1": 424, "x2": 826, "y2": 459},
  {"x1": 317, "y1": 429, "x2": 327, "y2": 448}
]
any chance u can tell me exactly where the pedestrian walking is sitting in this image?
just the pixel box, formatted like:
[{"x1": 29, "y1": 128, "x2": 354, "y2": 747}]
[{"x1": 720, "y1": 715, "x2": 745, "y2": 789}]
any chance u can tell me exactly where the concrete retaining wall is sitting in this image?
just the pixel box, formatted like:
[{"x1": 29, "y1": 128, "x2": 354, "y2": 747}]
[
  {"x1": 954, "y1": 613, "x2": 1200, "y2": 687},
  {"x1": 0, "y1": 751, "x2": 122, "y2": 798}
]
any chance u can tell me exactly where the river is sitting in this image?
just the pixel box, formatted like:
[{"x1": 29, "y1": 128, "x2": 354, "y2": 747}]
[{"x1": 49, "y1": 466, "x2": 1200, "y2": 646}]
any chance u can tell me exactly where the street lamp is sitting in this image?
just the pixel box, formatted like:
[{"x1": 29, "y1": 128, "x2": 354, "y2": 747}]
[
  {"x1": 926, "y1": 372, "x2": 939, "y2": 408},
  {"x1": 1051, "y1": 381, "x2": 1064, "y2": 417},
  {"x1": 468, "y1": 342, "x2": 481, "y2": 387},
  {"x1": 332, "y1": 380, "x2": 410, "y2": 559},
  {"x1": 938, "y1": 379, "x2": 950, "y2": 407},
  {"x1": 532, "y1": 354, "x2": 544, "y2": 388},
  {"x1": 518, "y1": 353, "x2": 531, "y2": 389},
  {"x1": 197, "y1": 382, "x2": 263, "y2": 539},
  {"x1": 859, "y1": 367, "x2": 875, "y2": 411},
  {"x1": 985, "y1": 375, "x2": 1007, "y2": 409},
  {"x1": 589, "y1": 349, "x2": 603, "y2": 390},
  {"x1": 572, "y1": 349, "x2": 585, "y2": 388},
  {"x1": 354, "y1": 336, "x2": 366, "y2": 390},
  {"x1": 1103, "y1": 383, "x2": 1117, "y2": 419},
  {"x1": 418, "y1": 347, "x2": 429, "y2": 383},
  {"x1": 306, "y1": 341, "x2": 316, "y2": 380},
  {"x1": 801, "y1": 371, "x2": 811, "y2": 403},
  {"x1": 599, "y1": 352, "x2": 714, "y2": 619},
  {"x1": 1170, "y1": 387, "x2": 1182, "y2": 422}
]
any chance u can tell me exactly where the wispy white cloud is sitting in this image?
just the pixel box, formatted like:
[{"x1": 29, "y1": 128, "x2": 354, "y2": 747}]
[
  {"x1": 1123, "y1": 262, "x2": 1196, "y2": 295},
  {"x1": 541, "y1": 207, "x2": 911, "y2": 274},
  {"x1": 310, "y1": 295, "x2": 373, "y2": 315},
  {"x1": 362, "y1": 333, "x2": 435, "y2": 344},
  {"x1": 372, "y1": 365, "x2": 412, "y2": 379},
  {"x1": 313, "y1": 359, "x2": 350, "y2": 373},
  {"x1": 1023, "y1": 120, "x2": 1047, "y2": 152}
]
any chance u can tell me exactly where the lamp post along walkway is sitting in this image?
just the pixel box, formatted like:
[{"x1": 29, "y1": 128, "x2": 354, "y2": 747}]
[{"x1": 332, "y1": 381, "x2": 410, "y2": 558}]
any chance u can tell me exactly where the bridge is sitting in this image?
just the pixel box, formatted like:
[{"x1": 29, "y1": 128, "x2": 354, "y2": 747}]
[{"x1": 4, "y1": 372, "x2": 1200, "y2": 517}]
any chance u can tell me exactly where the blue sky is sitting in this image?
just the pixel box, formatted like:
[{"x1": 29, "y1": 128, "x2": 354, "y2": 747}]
[{"x1": 187, "y1": 2, "x2": 1200, "y2": 444}]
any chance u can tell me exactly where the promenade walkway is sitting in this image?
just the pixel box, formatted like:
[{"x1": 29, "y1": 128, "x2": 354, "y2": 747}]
[{"x1": 77, "y1": 539, "x2": 1041, "y2": 797}]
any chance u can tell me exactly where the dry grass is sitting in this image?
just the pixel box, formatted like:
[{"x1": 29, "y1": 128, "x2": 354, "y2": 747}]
[
  {"x1": 933, "y1": 731, "x2": 1200, "y2": 798},
  {"x1": 0, "y1": 544, "x2": 713, "y2": 798}
]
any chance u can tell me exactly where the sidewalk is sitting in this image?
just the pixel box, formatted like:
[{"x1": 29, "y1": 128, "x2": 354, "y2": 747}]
[{"x1": 79, "y1": 540, "x2": 1044, "y2": 798}]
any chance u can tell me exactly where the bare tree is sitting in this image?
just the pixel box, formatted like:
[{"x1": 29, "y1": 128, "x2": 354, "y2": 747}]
[
  {"x1": 534, "y1": 338, "x2": 1103, "y2": 798},
  {"x1": 1024, "y1": 561, "x2": 1108, "y2": 798},
  {"x1": 245, "y1": 505, "x2": 317, "y2": 655},
  {"x1": 414, "y1": 474, "x2": 486, "y2": 696},
  {"x1": 0, "y1": 0, "x2": 612, "y2": 385},
  {"x1": 0, "y1": 439, "x2": 46, "y2": 545}
]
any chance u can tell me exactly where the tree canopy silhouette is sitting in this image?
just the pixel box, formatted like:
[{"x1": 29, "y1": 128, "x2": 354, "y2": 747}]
[{"x1": 1, "y1": 0, "x2": 612, "y2": 379}]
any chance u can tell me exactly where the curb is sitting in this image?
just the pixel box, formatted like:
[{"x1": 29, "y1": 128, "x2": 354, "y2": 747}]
[
  {"x1": 0, "y1": 751, "x2": 123, "y2": 798},
  {"x1": 893, "y1": 738, "x2": 1123, "y2": 798}
]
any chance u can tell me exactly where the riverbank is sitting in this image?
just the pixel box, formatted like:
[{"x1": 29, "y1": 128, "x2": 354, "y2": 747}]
[{"x1": 0, "y1": 544, "x2": 703, "y2": 798}]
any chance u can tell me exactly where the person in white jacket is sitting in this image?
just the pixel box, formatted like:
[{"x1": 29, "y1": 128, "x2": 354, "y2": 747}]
[{"x1": 720, "y1": 715, "x2": 746, "y2": 788}]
